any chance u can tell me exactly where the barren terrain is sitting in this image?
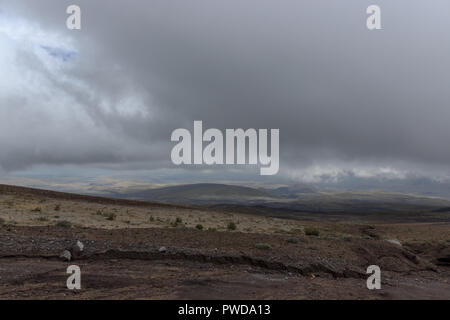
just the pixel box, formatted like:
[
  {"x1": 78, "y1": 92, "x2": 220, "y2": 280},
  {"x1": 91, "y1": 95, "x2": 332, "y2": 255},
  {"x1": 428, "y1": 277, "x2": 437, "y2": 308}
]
[{"x1": 0, "y1": 184, "x2": 449, "y2": 299}]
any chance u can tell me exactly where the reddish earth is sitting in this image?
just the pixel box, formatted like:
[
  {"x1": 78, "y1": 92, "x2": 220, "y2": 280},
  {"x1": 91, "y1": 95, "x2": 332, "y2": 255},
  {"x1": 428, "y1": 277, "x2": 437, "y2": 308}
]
[
  {"x1": 0, "y1": 185, "x2": 449, "y2": 299},
  {"x1": 0, "y1": 225, "x2": 449, "y2": 300}
]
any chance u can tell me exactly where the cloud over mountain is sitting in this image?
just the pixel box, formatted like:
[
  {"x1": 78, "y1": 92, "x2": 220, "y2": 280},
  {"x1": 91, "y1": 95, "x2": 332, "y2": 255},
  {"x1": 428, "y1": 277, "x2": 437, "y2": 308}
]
[{"x1": 1, "y1": 0, "x2": 450, "y2": 185}]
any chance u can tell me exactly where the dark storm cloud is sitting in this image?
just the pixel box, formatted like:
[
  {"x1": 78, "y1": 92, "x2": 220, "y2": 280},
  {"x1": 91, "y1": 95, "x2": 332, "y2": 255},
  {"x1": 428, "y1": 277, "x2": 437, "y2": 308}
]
[{"x1": 1, "y1": 0, "x2": 450, "y2": 180}]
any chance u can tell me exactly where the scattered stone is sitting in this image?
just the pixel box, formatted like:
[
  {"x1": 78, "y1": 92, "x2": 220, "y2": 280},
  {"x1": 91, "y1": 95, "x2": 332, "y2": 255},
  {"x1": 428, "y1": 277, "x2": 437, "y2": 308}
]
[
  {"x1": 159, "y1": 246, "x2": 167, "y2": 253},
  {"x1": 59, "y1": 250, "x2": 72, "y2": 262},
  {"x1": 76, "y1": 240, "x2": 84, "y2": 252},
  {"x1": 70, "y1": 240, "x2": 85, "y2": 259},
  {"x1": 386, "y1": 239, "x2": 402, "y2": 247}
]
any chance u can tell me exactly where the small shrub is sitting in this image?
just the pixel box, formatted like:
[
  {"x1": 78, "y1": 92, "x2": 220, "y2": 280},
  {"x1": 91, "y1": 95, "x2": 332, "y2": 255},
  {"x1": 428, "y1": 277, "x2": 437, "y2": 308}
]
[
  {"x1": 37, "y1": 217, "x2": 49, "y2": 222},
  {"x1": 255, "y1": 243, "x2": 272, "y2": 250},
  {"x1": 176, "y1": 217, "x2": 182, "y2": 223},
  {"x1": 290, "y1": 228, "x2": 303, "y2": 235},
  {"x1": 54, "y1": 204, "x2": 61, "y2": 211},
  {"x1": 56, "y1": 220, "x2": 72, "y2": 228},
  {"x1": 4, "y1": 200, "x2": 14, "y2": 208},
  {"x1": 305, "y1": 227, "x2": 320, "y2": 236},
  {"x1": 106, "y1": 213, "x2": 116, "y2": 221},
  {"x1": 96, "y1": 210, "x2": 103, "y2": 215},
  {"x1": 287, "y1": 237, "x2": 299, "y2": 244},
  {"x1": 31, "y1": 207, "x2": 42, "y2": 212},
  {"x1": 208, "y1": 227, "x2": 217, "y2": 232},
  {"x1": 227, "y1": 222, "x2": 237, "y2": 231},
  {"x1": 195, "y1": 224, "x2": 203, "y2": 230},
  {"x1": 343, "y1": 236, "x2": 353, "y2": 242},
  {"x1": 149, "y1": 216, "x2": 155, "y2": 222}
]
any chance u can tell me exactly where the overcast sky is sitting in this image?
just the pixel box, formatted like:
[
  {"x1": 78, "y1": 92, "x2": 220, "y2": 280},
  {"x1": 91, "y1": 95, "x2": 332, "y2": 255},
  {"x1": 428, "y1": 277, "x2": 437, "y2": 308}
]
[{"x1": 1, "y1": 0, "x2": 450, "y2": 187}]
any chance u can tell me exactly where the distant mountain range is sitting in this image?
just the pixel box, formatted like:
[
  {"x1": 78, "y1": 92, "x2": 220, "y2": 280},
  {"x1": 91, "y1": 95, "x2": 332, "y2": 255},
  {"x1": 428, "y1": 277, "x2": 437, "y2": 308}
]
[
  {"x1": 115, "y1": 183, "x2": 318, "y2": 203},
  {"x1": 126, "y1": 183, "x2": 272, "y2": 202},
  {"x1": 1, "y1": 181, "x2": 449, "y2": 223},
  {"x1": 108, "y1": 183, "x2": 450, "y2": 222}
]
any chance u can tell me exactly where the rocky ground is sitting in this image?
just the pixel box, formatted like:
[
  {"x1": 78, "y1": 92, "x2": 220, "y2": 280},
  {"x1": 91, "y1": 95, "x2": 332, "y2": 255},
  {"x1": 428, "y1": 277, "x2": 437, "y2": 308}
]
[
  {"x1": 0, "y1": 224, "x2": 449, "y2": 299},
  {"x1": 0, "y1": 185, "x2": 449, "y2": 299}
]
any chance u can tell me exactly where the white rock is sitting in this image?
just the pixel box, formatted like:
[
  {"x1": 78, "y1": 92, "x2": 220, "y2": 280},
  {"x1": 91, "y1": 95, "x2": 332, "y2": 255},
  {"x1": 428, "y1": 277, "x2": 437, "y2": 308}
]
[
  {"x1": 386, "y1": 239, "x2": 402, "y2": 247},
  {"x1": 59, "y1": 250, "x2": 72, "y2": 261},
  {"x1": 159, "y1": 246, "x2": 167, "y2": 253},
  {"x1": 75, "y1": 240, "x2": 84, "y2": 252}
]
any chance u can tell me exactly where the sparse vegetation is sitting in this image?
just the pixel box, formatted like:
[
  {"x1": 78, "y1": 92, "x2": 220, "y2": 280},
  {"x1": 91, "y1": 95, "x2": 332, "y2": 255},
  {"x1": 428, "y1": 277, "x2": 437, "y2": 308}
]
[
  {"x1": 289, "y1": 228, "x2": 303, "y2": 235},
  {"x1": 56, "y1": 220, "x2": 72, "y2": 228},
  {"x1": 0, "y1": 184, "x2": 449, "y2": 300},
  {"x1": 105, "y1": 213, "x2": 116, "y2": 221},
  {"x1": 255, "y1": 243, "x2": 272, "y2": 250},
  {"x1": 287, "y1": 237, "x2": 300, "y2": 244},
  {"x1": 4, "y1": 200, "x2": 14, "y2": 208},
  {"x1": 227, "y1": 222, "x2": 237, "y2": 231},
  {"x1": 305, "y1": 227, "x2": 320, "y2": 236}
]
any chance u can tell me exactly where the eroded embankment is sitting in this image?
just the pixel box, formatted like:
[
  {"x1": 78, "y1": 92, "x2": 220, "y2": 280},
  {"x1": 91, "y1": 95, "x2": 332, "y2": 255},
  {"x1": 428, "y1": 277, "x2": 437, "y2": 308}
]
[{"x1": 0, "y1": 229, "x2": 440, "y2": 280}]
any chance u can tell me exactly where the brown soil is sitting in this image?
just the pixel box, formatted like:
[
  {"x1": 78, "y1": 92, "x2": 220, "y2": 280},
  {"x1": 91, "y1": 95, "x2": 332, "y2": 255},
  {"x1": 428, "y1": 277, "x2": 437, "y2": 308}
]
[{"x1": 0, "y1": 185, "x2": 449, "y2": 299}]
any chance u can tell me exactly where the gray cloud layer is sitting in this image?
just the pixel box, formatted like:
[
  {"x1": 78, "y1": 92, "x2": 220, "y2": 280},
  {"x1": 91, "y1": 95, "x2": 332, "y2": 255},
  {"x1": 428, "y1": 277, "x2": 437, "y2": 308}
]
[{"x1": 1, "y1": 0, "x2": 450, "y2": 182}]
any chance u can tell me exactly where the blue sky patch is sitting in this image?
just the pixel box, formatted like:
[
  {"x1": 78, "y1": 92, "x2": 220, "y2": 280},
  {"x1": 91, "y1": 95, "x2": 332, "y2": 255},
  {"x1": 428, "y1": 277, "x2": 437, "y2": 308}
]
[{"x1": 40, "y1": 45, "x2": 77, "y2": 62}]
